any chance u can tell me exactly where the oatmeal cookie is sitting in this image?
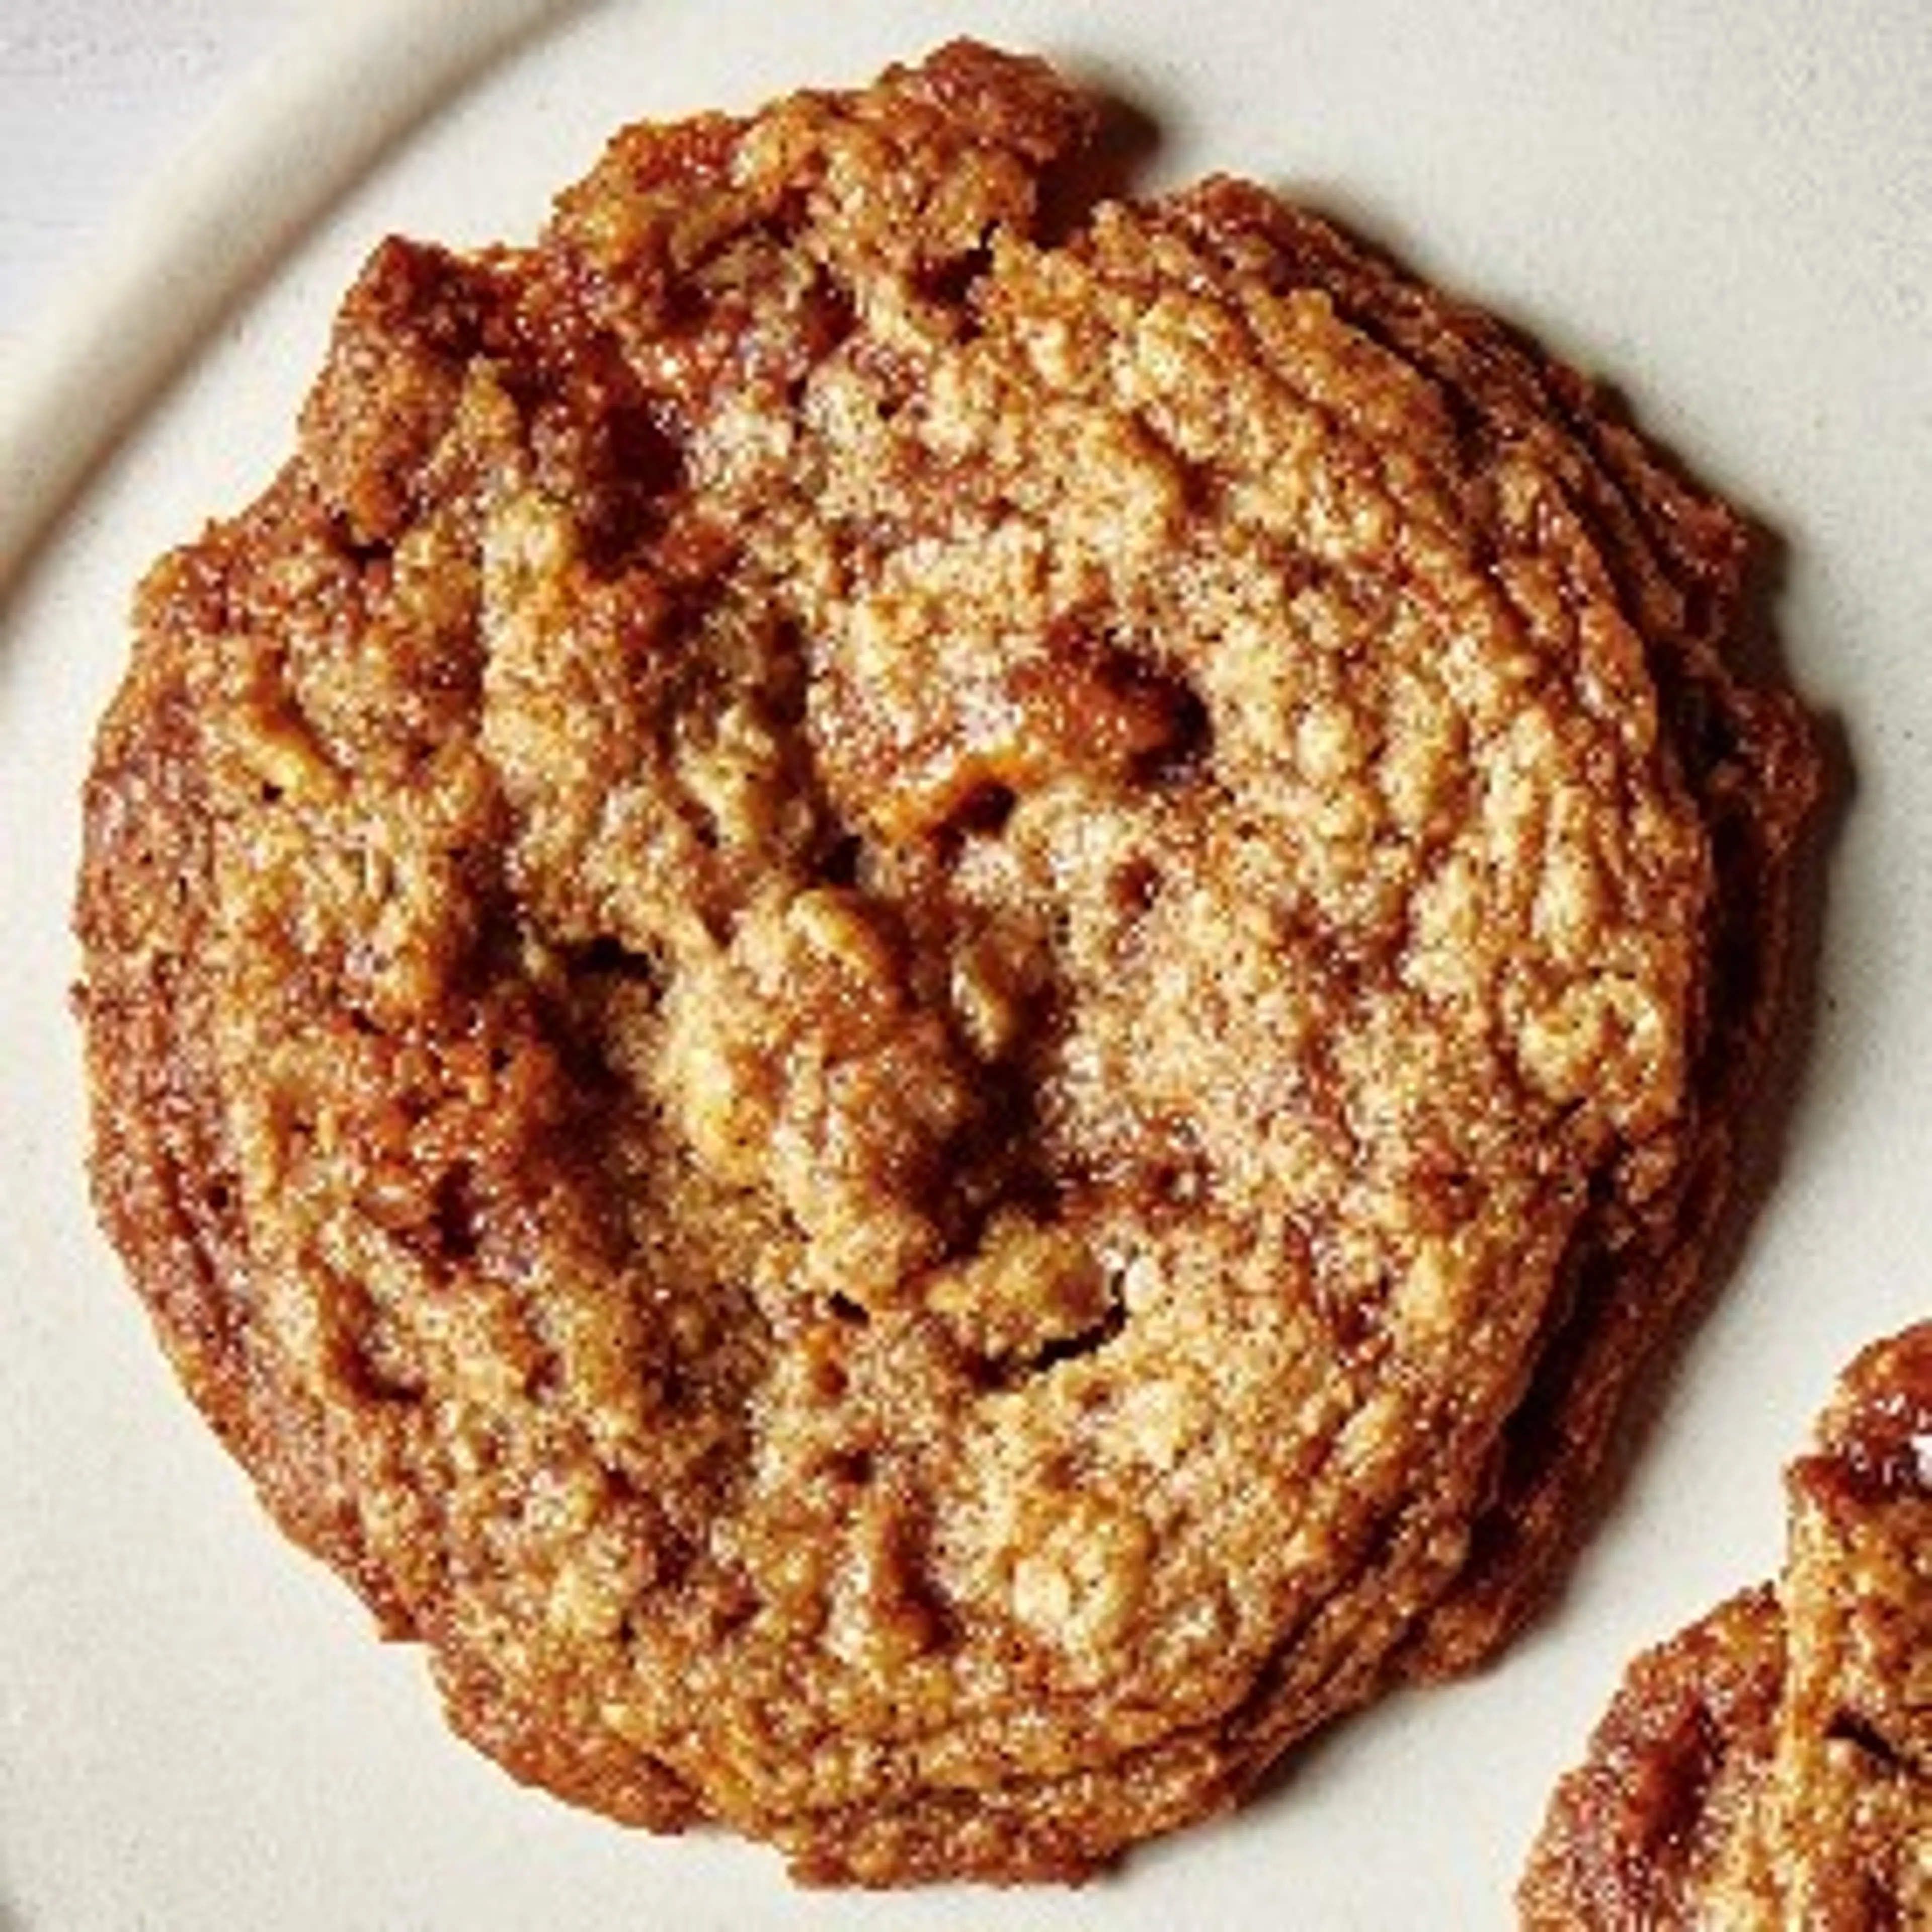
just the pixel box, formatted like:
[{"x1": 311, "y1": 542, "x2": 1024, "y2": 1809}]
[
  {"x1": 76, "y1": 42, "x2": 1819, "y2": 1882},
  {"x1": 1519, "y1": 1324, "x2": 1932, "y2": 1927}
]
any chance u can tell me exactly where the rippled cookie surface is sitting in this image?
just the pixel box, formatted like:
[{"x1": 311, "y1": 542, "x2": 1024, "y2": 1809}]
[{"x1": 77, "y1": 43, "x2": 1819, "y2": 1883}]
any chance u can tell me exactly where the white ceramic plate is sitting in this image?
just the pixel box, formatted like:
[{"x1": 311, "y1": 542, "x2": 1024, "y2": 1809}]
[{"x1": 4, "y1": 4, "x2": 1927, "y2": 1925}]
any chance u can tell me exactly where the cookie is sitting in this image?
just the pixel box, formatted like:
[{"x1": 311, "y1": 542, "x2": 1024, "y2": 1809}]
[
  {"x1": 1519, "y1": 1324, "x2": 1931, "y2": 1926},
  {"x1": 75, "y1": 42, "x2": 1820, "y2": 1883}
]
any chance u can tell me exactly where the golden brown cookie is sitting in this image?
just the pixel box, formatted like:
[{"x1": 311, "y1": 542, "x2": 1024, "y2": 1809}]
[
  {"x1": 1519, "y1": 1324, "x2": 1932, "y2": 1926},
  {"x1": 76, "y1": 42, "x2": 1819, "y2": 1883}
]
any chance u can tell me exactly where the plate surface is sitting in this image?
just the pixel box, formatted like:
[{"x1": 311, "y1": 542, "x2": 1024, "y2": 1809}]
[{"x1": 3, "y1": 3, "x2": 1928, "y2": 1925}]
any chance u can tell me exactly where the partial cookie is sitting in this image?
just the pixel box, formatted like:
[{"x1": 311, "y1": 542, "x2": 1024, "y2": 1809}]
[
  {"x1": 1520, "y1": 1324, "x2": 1932, "y2": 1926},
  {"x1": 76, "y1": 43, "x2": 1819, "y2": 1883}
]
